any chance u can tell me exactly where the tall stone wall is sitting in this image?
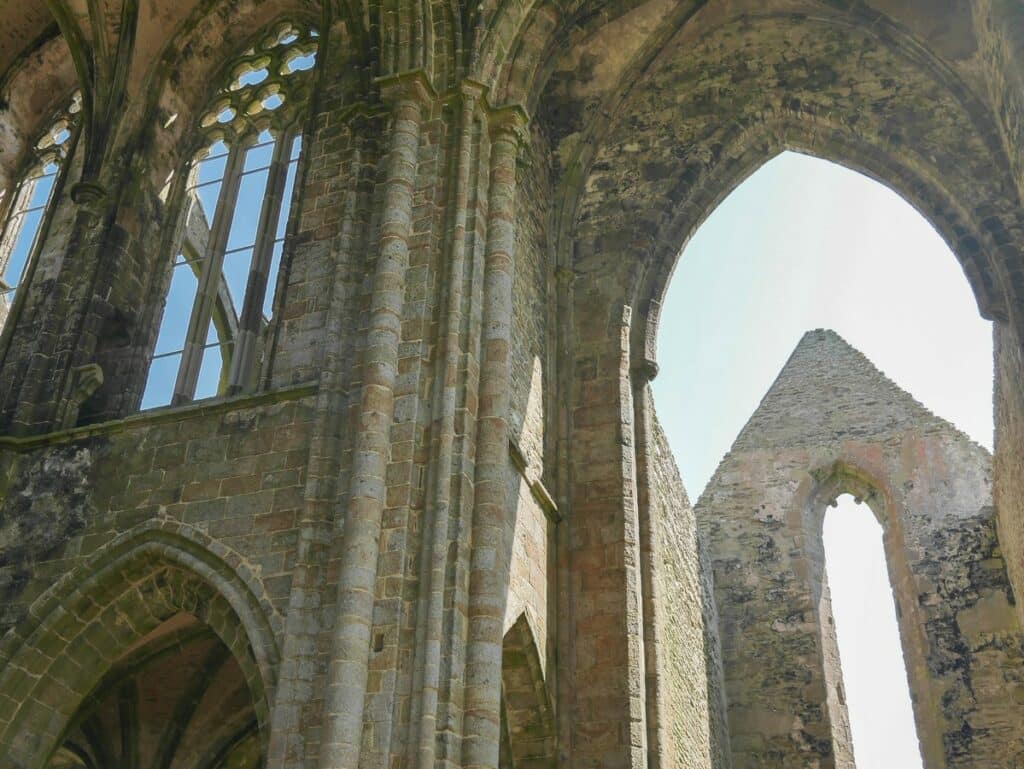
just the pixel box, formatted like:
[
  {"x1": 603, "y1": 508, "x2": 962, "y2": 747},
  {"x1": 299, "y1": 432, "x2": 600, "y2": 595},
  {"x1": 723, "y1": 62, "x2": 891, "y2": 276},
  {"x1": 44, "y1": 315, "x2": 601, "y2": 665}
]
[
  {"x1": 645, "y1": 406, "x2": 729, "y2": 769},
  {"x1": 0, "y1": 390, "x2": 314, "y2": 637}
]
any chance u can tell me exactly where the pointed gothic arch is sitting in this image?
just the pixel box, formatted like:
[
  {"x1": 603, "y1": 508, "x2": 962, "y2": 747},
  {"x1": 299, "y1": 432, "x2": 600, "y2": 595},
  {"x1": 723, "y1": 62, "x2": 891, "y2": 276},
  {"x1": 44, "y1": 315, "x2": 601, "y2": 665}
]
[
  {"x1": 500, "y1": 612, "x2": 556, "y2": 769},
  {"x1": 0, "y1": 521, "x2": 280, "y2": 769}
]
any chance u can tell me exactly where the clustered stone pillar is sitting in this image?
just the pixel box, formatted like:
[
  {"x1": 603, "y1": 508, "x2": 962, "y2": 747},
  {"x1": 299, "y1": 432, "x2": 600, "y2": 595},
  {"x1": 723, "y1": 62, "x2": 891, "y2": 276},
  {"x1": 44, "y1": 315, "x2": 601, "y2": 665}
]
[
  {"x1": 319, "y1": 72, "x2": 432, "y2": 769},
  {"x1": 411, "y1": 82, "x2": 482, "y2": 769},
  {"x1": 462, "y1": 107, "x2": 525, "y2": 769}
]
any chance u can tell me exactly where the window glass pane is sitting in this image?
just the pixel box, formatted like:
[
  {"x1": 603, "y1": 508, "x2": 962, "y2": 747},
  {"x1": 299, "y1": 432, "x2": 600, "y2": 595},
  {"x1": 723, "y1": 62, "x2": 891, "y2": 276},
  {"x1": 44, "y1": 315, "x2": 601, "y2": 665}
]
[
  {"x1": 0, "y1": 287, "x2": 15, "y2": 326},
  {"x1": 263, "y1": 240, "x2": 285, "y2": 318},
  {"x1": 154, "y1": 260, "x2": 200, "y2": 355},
  {"x1": 196, "y1": 152, "x2": 228, "y2": 186},
  {"x1": 290, "y1": 135, "x2": 303, "y2": 160},
  {"x1": 0, "y1": 94, "x2": 79, "y2": 334},
  {"x1": 192, "y1": 181, "x2": 223, "y2": 229},
  {"x1": 206, "y1": 317, "x2": 220, "y2": 345},
  {"x1": 221, "y1": 246, "x2": 255, "y2": 313},
  {"x1": 141, "y1": 352, "x2": 182, "y2": 410},
  {"x1": 196, "y1": 332, "x2": 231, "y2": 400},
  {"x1": 226, "y1": 167, "x2": 270, "y2": 251},
  {"x1": 3, "y1": 207, "x2": 45, "y2": 287},
  {"x1": 237, "y1": 67, "x2": 269, "y2": 87},
  {"x1": 27, "y1": 173, "x2": 56, "y2": 210},
  {"x1": 276, "y1": 153, "x2": 300, "y2": 239},
  {"x1": 244, "y1": 137, "x2": 276, "y2": 172},
  {"x1": 283, "y1": 50, "x2": 316, "y2": 74}
]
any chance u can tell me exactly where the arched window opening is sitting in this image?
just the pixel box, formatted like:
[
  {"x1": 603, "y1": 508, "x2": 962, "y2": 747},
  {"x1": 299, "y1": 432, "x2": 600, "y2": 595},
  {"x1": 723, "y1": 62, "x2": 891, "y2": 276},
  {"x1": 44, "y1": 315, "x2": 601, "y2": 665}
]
[
  {"x1": 822, "y1": 494, "x2": 923, "y2": 769},
  {"x1": 142, "y1": 22, "x2": 317, "y2": 410},
  {"x1": 0, "y1": 93, "x2": 81, "y2": 330},
  {"x1": 44, "y1": 612, "x2": 263, "y2": 769},
  {"x1": 656, "y1": 151, "x2": 991, "y2": 767}
]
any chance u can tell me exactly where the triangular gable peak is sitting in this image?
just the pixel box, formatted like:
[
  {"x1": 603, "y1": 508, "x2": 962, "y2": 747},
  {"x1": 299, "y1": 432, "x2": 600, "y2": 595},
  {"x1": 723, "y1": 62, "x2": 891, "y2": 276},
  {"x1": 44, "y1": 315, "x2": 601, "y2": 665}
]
[{"x1": 728, "y1": 328, "x2": 988, "y2": 458}]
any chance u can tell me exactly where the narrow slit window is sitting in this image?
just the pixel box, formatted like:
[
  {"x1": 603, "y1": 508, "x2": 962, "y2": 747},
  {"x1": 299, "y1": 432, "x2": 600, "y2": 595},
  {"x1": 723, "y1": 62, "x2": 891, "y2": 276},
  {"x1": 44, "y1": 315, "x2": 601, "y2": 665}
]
[
  {"x1": 823, "y1": 494, "x2": 924, "y2": 769},
  {"x1": 0, "y1": 93, "x2": 81, "y2": 330},
  {"x1": 142, "y1": 23, "x2": 317, "y2": 410}
]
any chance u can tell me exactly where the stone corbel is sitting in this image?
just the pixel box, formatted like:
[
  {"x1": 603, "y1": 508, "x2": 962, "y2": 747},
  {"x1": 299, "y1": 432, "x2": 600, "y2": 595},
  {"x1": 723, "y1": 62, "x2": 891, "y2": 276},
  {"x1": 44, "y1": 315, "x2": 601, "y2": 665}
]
[
  {"x1": 60, "y1": 362, "x2": 104, "y2": 429},
  {"x1": 70, "y1": 181, "x2": 110, "y2": 219},
  {"x1": 631, "y1": 297, "x2": 661, "y2": 386},
  {"x1": 373, "y1": 68, "x2": 439, "y2": 112}
]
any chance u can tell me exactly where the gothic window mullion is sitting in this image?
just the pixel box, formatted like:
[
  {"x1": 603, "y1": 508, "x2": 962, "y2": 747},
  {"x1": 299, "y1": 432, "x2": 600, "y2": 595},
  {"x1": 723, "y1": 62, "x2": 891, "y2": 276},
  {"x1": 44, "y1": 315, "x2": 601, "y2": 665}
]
[
  {"x1": 226, "y1": 125, "x2": 295, "y2": 395},
  {"x1": 142, "y1": 21, "x2": 316, "y2": 410},
  {"x1": 172, "y1": 141, "x2": 246, "y2": 405},
  {"x1": 0, "y1": 95, "x2": 79, "y2": 330},
  {"x1": 0, "y1": 178, "x2": 35, "y2": 292}
]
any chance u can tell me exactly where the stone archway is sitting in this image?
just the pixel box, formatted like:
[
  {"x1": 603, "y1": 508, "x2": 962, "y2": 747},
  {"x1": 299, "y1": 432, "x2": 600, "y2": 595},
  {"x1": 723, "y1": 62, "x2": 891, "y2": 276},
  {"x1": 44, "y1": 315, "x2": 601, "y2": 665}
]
[
  {"x1": 544, "y1": 7, "x2": 1024, "y2": 769},
  {"x1": 545, "y1": 6, "x2": 1024, "y2": 769},
  {"x1": 0, "y1": 524, "x2": 279, "y2": 769}
]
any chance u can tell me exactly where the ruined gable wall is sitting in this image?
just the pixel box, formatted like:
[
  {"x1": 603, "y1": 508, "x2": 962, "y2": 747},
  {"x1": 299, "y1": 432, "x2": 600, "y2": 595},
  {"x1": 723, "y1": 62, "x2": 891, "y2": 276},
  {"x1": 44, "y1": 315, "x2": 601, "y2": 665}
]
[{"x1": 698, "y1": 333, "x2": 1024, "y2": 769}]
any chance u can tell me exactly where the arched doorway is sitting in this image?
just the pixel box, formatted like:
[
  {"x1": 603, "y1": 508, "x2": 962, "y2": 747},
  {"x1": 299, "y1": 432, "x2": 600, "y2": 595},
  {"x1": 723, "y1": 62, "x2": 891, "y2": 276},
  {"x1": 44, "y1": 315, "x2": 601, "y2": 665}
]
[{"x1": 0, "y1": 527, "x2": 278, "y2": 769}]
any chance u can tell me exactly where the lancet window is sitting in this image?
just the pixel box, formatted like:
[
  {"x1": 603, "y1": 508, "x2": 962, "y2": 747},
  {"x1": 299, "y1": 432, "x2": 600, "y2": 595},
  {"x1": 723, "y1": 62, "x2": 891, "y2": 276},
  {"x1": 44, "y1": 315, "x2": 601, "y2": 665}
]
[
  {"x1": 142, "y1": 22, "x2": 317, "y2": 409},
  {"x1": 0, "y1": 93, "x2": 81, "y2": 330}
]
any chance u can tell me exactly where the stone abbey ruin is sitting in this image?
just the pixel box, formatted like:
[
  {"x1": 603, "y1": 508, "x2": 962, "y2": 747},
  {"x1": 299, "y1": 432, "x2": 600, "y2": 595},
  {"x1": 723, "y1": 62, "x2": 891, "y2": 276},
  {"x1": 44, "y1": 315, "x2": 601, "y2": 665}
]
[{"x1": 1, "y1": 1, "x2": 1024, "y2": 767}]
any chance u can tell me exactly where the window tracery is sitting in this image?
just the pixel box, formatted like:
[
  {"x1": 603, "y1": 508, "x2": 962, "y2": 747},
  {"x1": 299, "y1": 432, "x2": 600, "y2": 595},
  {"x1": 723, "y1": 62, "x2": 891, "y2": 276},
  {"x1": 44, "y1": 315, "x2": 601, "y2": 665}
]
[
  {"x1": 142, "y1": 22, "x2": 317, "y2": 409},
  {"x1": 0, "y1": 93, "x2": 81, "y2": 329}
]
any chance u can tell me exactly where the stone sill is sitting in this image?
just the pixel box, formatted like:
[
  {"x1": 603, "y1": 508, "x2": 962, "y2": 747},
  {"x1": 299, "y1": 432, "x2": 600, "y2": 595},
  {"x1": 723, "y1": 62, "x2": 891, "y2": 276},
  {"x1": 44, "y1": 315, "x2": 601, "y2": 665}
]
[
  {"x1": 509, "y1": 437, "x2": 560, "y2": 522},
  {"x1": 0, "y1": 382, "x2": 319, "y2": 452}
]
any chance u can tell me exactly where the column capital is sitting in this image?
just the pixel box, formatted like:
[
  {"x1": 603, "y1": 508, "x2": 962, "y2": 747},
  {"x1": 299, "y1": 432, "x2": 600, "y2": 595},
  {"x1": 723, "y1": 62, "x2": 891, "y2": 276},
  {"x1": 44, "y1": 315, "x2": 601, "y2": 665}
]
[
  {"x1": 486, "y1": 104, "x2": 529, "y2": 145},
  {"x1": 70, "y1": 181, "x2": 110, "y2": 216},
  {"x1": 374, "y1": 68, "x2": 438, "y2": 109},
  {"x1": 631, "y1": 358, "x2": 660, "y2": 386}
]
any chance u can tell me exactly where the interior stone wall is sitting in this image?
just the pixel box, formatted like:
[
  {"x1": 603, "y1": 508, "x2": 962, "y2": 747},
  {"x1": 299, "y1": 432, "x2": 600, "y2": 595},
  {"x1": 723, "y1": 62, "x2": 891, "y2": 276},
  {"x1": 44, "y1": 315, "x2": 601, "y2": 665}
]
[{"x1": 0, "y1": 2, "x2": 1022, "y2": 769}]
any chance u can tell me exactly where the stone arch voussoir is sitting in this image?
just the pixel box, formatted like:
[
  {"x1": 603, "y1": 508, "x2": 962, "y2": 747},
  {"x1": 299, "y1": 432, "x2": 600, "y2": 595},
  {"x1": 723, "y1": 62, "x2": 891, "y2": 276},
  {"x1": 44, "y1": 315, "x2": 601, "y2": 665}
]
[{"x1": 560, "y1": 9, "x2": 1023, "y2": 374}]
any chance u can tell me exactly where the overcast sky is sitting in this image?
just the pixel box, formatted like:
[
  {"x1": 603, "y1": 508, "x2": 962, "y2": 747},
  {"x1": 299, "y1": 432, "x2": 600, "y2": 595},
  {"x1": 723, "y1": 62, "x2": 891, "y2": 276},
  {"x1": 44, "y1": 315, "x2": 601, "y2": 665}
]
[{"x1": 651, "y1": 150, "x2": 992, "y2": 769}]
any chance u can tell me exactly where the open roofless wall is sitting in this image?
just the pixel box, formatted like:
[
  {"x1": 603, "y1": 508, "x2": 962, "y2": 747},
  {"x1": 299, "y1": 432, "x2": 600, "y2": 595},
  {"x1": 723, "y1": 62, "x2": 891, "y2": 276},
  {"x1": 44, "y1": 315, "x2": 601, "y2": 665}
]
[{"x1": 0, "y1": 1, "x2": 1022, "y2": 768}]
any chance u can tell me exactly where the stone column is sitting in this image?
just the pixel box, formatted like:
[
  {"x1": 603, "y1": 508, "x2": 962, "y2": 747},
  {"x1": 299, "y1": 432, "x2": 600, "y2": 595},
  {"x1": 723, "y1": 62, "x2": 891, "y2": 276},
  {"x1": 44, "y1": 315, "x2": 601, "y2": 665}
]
[
  {"x1": 268, "y1": 110, "x2": 376, "y2": 769},
  {"x1": 567, "y1": 297, "x2": 649, "y2": 769},
  {"x1": 462, "y1": 105, "x2": 526, "y2": 769},
  {"x1": 411, "y1": 80, "x2": 483, "y2": 769},
  {"x1": 318, "y1": 70, "x2": 433, "y2": 769},
  {"x1": 632, "y1": 363, "x2": 666, "y2": 769}
]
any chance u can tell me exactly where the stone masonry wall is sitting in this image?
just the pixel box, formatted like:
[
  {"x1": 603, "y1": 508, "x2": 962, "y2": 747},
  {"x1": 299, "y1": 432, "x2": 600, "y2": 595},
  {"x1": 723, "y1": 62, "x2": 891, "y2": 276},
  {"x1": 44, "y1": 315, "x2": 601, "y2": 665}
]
[
  {"x1": 507, "y1": 471, "x2": 551, "y2": 669},
  {"x1": 646, "y1": 409, "x2": 729, "y2": 769},
  {"x1": 0, "y1": 389, "x2": 314, "y2": 638},
  {"x1": 510, "y1": 124, "x2": 553, "y2": 470},
  {"x1": 2, "y1": 3, "x2": 1024, "y2": 769}
]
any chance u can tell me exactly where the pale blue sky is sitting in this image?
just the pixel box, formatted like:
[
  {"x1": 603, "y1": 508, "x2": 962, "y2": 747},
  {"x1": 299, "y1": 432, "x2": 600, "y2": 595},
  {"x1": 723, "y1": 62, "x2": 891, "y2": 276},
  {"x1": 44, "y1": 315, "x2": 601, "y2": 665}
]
[
  {"x1": 651, "y1": 150, "x2": 992, "y2": 769},
  {"x1": 652, "y1": 150, "x2": 993, "y2": 499}
]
